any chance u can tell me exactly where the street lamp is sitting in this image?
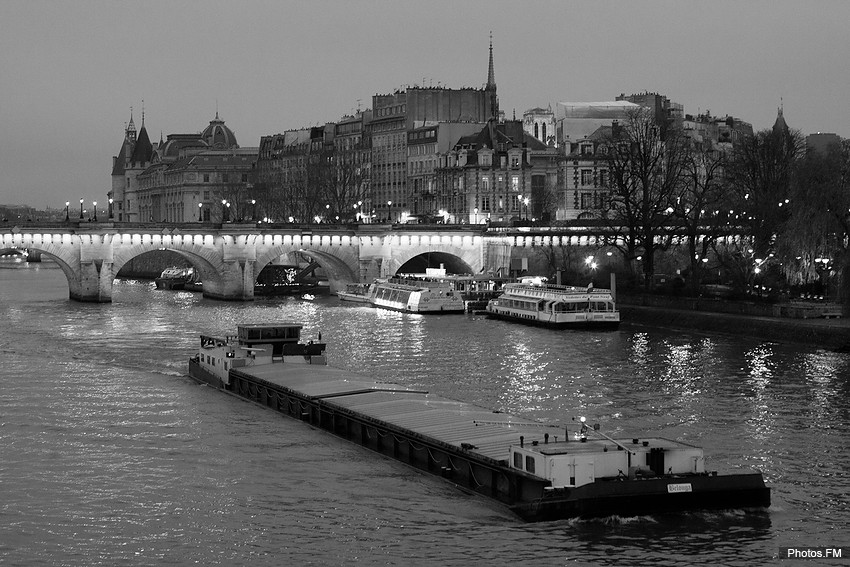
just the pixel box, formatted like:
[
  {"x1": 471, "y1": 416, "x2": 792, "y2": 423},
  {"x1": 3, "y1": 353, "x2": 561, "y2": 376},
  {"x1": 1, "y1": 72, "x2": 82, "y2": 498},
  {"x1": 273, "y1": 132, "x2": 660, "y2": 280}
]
[
  {"x1": 198, "y1": 202, "x2": 203, "y2": 222},
  {"x1": 65, "y1": 201, "x2": 70, "y2": 221},
  {"x1": 387, "y1": 200, "x2": 392, "y2": 223},
  {"x1": 92, "y1": 201, "x2": 97, "y2": 222},
  {"x1": 222, "y1": 199, "x2": 228, "y2": 222},
  {"x1": 79, "y1": 198, "x2": 84, "y2": 220},
  {"x1": 108, "y1": 198, "x2": 113, "y2": 219},
  {"x1": 474, "y1": 207, "x2": 479, "y2": 224},
  {"x1": 251, "y1": 199, "x2": 257, "y2": 221},
  {"x1": 524, "y1": 197, "x2": 530, "y2": 221}
]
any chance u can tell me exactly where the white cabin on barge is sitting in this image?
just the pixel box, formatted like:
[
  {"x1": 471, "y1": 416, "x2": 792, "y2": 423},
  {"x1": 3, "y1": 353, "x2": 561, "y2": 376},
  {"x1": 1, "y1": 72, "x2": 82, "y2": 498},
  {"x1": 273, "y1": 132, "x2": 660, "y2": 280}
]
[{"x1": 510, "y1": 436, "x2": 704, "y2": 489}]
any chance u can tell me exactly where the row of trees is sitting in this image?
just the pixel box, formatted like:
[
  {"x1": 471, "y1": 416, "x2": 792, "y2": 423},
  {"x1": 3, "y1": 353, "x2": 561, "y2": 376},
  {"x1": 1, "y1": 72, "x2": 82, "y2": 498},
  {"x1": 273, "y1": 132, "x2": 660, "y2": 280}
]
[
  {"x1": 251, "y1": 145, "x2": 371, "y2": 224},
  {"x1": 592, "y1": 107, "x2": 849, "y2": 302}
]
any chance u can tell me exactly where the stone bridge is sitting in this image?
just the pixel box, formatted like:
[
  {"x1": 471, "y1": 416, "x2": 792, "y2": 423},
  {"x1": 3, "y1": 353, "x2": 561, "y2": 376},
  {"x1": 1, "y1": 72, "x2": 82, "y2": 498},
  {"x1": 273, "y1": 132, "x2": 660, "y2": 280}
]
[{"x1": 1, "y1": 222, "x2": 618, "y2": 302}]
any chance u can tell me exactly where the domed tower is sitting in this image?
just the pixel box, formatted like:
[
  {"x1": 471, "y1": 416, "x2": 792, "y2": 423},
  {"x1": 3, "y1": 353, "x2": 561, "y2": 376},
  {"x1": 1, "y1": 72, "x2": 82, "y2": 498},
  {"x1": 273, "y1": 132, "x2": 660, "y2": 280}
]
[{"x1": 201, "y1": 112, "x2": 239, "y2": 149}]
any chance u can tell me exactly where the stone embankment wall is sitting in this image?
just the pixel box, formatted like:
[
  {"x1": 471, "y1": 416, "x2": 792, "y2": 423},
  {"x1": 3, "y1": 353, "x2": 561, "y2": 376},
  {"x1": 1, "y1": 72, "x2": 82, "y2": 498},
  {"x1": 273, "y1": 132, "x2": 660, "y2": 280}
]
[{"x1": 619, "y1": 295, "x2": 850, "y2": 352}]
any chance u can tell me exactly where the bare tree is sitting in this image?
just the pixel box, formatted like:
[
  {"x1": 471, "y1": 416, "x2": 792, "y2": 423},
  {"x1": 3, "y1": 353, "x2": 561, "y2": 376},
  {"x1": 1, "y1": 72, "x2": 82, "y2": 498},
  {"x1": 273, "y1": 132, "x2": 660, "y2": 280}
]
[
  {"x1": 674, "y1": 141, "x2": 732, "y2": 294},
  {"x1": 601, "y1": 107, "x2": 689, "y2": 290},
  {"x1": 725, "y1": 126, "x2": 804, "y2": 260}
]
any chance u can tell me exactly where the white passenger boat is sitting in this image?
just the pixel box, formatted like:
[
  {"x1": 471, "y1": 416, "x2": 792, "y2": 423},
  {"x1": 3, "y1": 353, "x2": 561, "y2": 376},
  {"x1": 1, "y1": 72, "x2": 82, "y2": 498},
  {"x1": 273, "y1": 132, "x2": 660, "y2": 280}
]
[
  {"x1": 486, "y1": 282, "x2": 620, "y2": 329},
  {"x1": 336, "y1": 282, "x2": 378, "y2": 304},
  {"x1": 370, "y1": 277, "x2": 465, "y2": 314},
  {"x1": 155, "y1": 266, "x2": 194, "y2": 290}
]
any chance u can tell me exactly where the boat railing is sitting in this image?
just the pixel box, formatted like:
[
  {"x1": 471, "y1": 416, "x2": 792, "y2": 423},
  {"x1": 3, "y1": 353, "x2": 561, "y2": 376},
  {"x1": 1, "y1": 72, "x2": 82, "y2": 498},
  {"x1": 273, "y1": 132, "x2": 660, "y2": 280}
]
[{"x1": 505, "y1": 283, "x2": 613, "y2": 298}]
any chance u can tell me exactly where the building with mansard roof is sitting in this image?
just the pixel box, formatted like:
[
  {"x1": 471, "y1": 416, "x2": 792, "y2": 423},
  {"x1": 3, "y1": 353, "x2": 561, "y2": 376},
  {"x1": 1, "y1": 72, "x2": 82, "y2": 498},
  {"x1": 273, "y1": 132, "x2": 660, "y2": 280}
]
[
  {"x1": 114, "y1": 112, "x2": 258, "y2": 223},
  {"x1": 434, "y1": 120, "x2": 561, "y2": 224},
  {"x1": 370, "y1": 37, "x2": 500, "y2": 222}
]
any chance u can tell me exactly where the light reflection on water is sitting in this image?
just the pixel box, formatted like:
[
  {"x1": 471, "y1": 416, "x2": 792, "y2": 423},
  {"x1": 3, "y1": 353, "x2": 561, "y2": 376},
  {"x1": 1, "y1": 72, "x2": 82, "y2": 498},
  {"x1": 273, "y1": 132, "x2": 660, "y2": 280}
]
[{"x1": 1, "y1": 262, "x2": 849, "y2": 565}]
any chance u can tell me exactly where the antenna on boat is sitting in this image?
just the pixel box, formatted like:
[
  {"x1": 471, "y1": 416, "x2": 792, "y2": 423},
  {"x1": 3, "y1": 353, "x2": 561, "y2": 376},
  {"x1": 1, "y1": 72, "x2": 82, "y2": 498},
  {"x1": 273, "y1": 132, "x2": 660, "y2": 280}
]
[{"x1": 572, "y1": 416, "x2": 633, "y2": 454}]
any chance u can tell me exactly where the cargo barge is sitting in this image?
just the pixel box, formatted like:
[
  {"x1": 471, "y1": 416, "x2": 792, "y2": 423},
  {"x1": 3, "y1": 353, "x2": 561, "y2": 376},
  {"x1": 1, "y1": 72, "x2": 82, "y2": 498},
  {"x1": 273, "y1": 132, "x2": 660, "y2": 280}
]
[{"x1": 188, "y1": 324, "x2": 770, "y2": 521}]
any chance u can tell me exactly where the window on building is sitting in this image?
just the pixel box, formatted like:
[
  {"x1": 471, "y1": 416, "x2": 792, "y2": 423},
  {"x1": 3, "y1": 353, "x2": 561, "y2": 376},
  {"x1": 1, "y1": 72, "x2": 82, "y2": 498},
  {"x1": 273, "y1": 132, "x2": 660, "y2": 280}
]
[
  {"x1": 481, "y1": 176, "x2": 489, "y2": 191},
  {"x1": 581, "y1": 170, "x2": 593, "y2": 186},
  {"x1": 481, "y1": 196, "x2": 490, "y2": 211},
  {"x1": 513, "y1": 452, "x2": 523, "y2": 469},
  {"x1": 599, "y1": 170, "x2": 608, "y2": 187},
  {"x1": 203, "y1": 174, "x2": 210, "y2": 183},
  {"x1": 525, "y1": 455, "x2": 536, "y2": 474},
  {"x1": 581, "y1": 192, "x2": 593, "y2": 209}
]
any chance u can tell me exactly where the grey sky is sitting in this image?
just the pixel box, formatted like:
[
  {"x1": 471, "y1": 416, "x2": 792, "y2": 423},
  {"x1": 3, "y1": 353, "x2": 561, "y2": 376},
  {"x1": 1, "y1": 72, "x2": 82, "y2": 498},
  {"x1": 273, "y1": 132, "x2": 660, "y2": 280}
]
[{"x1": 2, "y1": 0, "x2": 848, "y2": 209}]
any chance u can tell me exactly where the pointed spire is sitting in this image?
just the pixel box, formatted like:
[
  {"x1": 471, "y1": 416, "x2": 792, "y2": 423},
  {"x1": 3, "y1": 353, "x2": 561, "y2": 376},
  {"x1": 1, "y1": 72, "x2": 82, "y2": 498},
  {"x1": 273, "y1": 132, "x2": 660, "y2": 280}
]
[
  {"x1": 773, "y1": 99, "x2": 789, "y2": 136},
  {"x1": 141, "y1": 99, "x2": 145, "y2": 128},
  {"x1": 486, "y1": 31, "x2": 496, "y2": 89},
  {"x1": 127, "y1": 106, "x2": 137, "y2": 142}
]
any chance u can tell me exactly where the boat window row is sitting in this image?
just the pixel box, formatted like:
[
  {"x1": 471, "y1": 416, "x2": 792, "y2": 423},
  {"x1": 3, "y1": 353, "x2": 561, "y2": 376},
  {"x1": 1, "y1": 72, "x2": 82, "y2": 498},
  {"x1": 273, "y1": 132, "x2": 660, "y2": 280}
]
[{"x1": 376, "y1": 288, "x2": 413, "y2": 304}]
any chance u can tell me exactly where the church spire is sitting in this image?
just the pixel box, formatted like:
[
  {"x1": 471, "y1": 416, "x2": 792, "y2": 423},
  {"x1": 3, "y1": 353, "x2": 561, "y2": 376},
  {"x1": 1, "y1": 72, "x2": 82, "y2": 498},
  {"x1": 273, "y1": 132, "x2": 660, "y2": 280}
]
[{"x1": 486, "y1": 31, "x2": 496, "y2": 89}]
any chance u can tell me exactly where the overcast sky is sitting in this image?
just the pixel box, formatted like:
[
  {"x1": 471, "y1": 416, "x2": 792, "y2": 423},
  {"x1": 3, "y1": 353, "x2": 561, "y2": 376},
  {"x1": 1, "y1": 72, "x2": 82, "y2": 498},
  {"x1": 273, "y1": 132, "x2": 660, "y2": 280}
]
[{"x1": 2, "y1": 0, "x2": 849, "y2": 209}]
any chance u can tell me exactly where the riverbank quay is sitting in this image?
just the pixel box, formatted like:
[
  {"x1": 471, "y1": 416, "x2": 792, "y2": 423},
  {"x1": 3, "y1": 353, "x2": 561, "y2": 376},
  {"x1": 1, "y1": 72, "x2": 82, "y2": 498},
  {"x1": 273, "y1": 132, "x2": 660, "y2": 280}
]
[{"x1": 619, "y1": 298, "x2": 850, "y2": 351}]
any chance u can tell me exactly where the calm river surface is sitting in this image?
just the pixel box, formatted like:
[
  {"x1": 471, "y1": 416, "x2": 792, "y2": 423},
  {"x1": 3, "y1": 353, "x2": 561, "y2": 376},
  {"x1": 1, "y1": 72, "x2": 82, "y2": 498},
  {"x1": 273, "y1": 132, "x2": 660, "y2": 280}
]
[{"x1": 1, "y1": 257, "x2": 848, "y2": 566}]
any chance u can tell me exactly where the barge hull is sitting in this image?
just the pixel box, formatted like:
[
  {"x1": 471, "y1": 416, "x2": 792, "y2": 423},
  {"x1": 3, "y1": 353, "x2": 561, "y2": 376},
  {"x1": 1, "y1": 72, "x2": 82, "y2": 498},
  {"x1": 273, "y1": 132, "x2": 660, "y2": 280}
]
[
  {"x1": 190, "y1": 360, "x2": 768, "y2": 521},
  {"x1": 513, "y1": 473, "x2": 770, "y2": 521}
]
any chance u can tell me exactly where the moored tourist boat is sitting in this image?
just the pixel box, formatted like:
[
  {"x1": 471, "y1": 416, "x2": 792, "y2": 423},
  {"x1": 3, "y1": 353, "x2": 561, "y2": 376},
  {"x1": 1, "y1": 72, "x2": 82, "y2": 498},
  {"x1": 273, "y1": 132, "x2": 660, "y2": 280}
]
[
  {"x1": 155, "y1": 266, "x2": 194, "y2": 290},
  {"x1": 486, "y1": 282, "x2": 620, "y2": 329},
  {"x1": 370, "y1": 277, "x2": 465, "y2": 313},
  {"x1": 336, "y1": 282, "x2": 378, "y2": 303},
  {"x1": 188, "y1": 324, "x2": 770, "y2": 521}
]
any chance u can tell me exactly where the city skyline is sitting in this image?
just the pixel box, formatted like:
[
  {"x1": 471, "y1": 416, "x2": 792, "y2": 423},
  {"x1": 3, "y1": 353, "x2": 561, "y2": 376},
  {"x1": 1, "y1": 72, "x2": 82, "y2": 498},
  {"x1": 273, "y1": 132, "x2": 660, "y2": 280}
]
[{"x1": 2, "y1": 0, "x2": 849, "y2": 209}]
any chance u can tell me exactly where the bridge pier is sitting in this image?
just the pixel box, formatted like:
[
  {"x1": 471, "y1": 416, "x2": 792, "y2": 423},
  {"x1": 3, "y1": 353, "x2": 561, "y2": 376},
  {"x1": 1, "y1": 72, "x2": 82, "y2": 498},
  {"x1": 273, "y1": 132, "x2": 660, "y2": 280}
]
[
  {"x1": 201, "y1": 260, "x2": 256, "y2": 301},
  {"x1": 70, "y1": 260, "x2": 113, "y2": 302}
]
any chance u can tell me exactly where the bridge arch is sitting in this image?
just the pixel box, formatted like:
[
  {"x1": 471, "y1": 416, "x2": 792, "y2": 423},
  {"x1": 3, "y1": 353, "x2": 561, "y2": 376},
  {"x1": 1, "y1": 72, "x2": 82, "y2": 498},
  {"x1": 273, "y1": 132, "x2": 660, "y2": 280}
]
[
  {"x1": 254, "y1": 245, "x2": 358, "y2": 291},
  {"x1": 395, "y1": 250, "x2": 474, "y2": 275}
]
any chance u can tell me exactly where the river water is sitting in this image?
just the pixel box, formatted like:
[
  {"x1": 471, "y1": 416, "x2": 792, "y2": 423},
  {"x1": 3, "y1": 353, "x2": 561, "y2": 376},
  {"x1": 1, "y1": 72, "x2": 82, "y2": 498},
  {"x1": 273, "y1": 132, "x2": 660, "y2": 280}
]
[{"x1": 1, "y1": 257, "x2": 848, "y2": 566}]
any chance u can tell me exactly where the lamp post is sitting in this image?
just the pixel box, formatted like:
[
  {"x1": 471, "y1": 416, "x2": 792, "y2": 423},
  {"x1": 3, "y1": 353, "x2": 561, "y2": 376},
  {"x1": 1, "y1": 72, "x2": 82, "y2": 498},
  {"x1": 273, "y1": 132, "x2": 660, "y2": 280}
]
[
  {"x1": 474, "y1": 207, "x2": 479, "y2": 224},
  {"x1": 251, "y1": 199, "x2": 257, "y2": 221},
  {"x1": 108, "y1": 198, "x2": 113, "y2": 219},
  {"x1": 79, "y1": 198, "x2": 84, "y2": 220},
  {"x1": 92, "y1": 201, "x2": 97, "y2": 222},
  {"x1": 198, "y1": 202, "x2": 203, "y2": 222},
  {"x1": 524, "y1": 197, "x2": 530, "y2": 221},
  {"x1": 221, "y1": 199, "x2": 228, "y2": 223},
  {"x1": 64, "y1": 202, "x2": 70, "y2": 222},
  {"x1": 387, "y1": 200, "x2": 392, "y2": 223}
]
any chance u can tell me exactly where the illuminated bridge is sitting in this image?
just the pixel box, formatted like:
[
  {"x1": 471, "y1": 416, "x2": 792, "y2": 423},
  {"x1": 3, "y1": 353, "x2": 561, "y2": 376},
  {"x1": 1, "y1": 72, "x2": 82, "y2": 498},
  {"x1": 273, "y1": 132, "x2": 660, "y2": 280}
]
[{"x1": 1, "y1": 222, "x2": 615, "y2": 302}]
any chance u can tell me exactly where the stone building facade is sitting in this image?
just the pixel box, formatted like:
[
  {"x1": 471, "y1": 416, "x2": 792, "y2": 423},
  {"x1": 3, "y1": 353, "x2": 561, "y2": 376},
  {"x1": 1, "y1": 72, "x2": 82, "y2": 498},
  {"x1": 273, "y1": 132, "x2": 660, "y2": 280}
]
[{"x1": 434, "y1": 120, "x2": 561, "y2": 224}]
